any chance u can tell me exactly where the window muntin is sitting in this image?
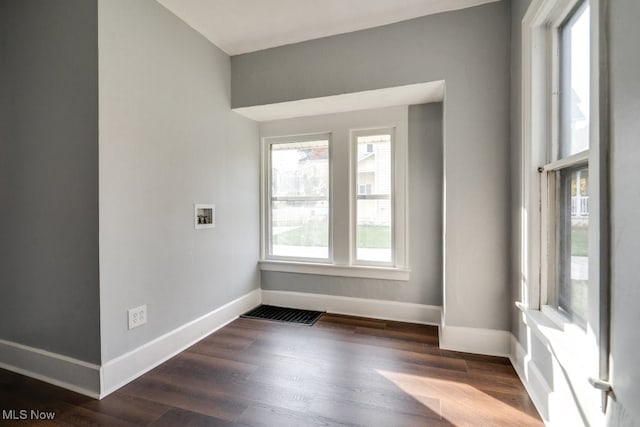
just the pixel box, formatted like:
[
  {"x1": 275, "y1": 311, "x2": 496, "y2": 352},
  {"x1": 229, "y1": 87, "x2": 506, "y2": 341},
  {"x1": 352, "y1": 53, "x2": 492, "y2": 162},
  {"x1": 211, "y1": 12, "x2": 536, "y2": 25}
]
[
  {"x1": 268, "y1": 138, "x2": 330, "y2": 260},
  {"x1": 354, "y1": 132, "x2": 393, "y2": 265}
]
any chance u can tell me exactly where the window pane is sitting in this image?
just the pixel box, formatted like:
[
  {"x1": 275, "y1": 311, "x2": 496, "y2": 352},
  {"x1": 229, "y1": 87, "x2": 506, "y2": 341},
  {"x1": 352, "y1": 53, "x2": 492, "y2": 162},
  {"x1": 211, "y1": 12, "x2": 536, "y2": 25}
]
[
  {"x1": 271, "y1": 140, "x2": 329, "y2": 198},
  {"x1": 356, "y1": 134, "x2": 391, "y2": 195},
  {"x1": 271, "y1": 200, "x2": 328, "y2": 258},
  {"x1": 355, "y1": 133, "x2": 392, "y2": 263},
  {"x1": 558, "y1": 166, "x2": 589, "y2": 326},
  {"x1": 560, "y1": 2, "x2": 590, "y2": 158},
  {"x1": 270, "y1": 139, "x2": 329, "y2": 259},
  {"x1": 356, "y1": 199, "x2": 391, "y2": 263}
]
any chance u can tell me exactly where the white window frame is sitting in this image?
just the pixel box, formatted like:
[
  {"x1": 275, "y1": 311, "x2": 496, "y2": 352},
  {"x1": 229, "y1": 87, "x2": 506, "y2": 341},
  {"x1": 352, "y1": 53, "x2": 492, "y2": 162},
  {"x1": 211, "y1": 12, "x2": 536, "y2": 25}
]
[
  {"x1": 262, "y1": 132, "x2": 332, "y2": 264},
  {"x1": 350, "y1": 127, "x2": 396, "y2": 267},
  {"x1": 259, "y1": 107, "x2": 410, "y2": 281},
  {"x1": 521, "y1": 0, "x2": 610, "y2": 418}
]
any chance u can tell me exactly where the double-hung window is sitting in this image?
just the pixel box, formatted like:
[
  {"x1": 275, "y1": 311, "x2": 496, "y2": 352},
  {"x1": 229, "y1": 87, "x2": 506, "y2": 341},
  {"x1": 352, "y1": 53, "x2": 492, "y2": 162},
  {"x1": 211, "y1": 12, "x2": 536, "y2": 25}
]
[
  {"x1": 265, "y1": 135, "x2": 330, "y2": 262},
  {"x1": 543, "y1": 0, "x2": 591, "y2": 327},
  {"x1": 353, "y1": 129, "x2": 394, "y2": 266}
]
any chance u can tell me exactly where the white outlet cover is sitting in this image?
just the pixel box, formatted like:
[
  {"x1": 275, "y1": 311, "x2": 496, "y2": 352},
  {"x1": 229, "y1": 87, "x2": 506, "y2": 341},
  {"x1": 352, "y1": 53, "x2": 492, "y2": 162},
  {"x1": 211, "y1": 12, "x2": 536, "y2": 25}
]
[{"x1": 128, "y1": 305, "x2": 147, "y2": 330}]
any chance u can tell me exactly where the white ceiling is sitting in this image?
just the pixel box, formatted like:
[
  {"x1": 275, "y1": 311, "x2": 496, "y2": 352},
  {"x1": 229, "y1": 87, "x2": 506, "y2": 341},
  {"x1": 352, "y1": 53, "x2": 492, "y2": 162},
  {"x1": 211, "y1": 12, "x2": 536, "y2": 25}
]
[{"x1": 156, "y1": 0, "x2": 500, "y2": 55}]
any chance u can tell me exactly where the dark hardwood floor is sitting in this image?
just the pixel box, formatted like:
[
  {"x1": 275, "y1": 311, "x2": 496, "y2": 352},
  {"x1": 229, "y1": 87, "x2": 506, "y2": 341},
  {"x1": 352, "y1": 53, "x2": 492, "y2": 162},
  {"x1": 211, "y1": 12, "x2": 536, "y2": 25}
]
[{"x1": 0, "y1": 314, "x2": 542, "y2": 426}]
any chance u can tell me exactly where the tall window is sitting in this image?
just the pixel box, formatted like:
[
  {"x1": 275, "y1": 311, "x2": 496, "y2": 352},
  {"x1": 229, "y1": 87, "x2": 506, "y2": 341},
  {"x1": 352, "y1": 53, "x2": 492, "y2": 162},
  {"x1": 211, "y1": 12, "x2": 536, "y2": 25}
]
[
  {"x1": 545, "y1": 1, "x2": 591, "y2": 326},
  {"x1": 523, "y1": 0, "x2": 609, "y2": 415},
  {"x1": 267, "y1": 136, "x2": 330, "y2": 261},
  {"x1": 353, "y1": 130, "x2": 393, "y2": 265}
]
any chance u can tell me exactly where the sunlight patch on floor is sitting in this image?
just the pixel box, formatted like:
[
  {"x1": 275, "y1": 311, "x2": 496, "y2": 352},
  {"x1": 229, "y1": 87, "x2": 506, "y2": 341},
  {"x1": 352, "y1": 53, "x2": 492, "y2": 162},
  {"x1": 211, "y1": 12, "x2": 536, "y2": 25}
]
[{"x1": 377, "y1": 369, "x2": 541, "y2": 426}]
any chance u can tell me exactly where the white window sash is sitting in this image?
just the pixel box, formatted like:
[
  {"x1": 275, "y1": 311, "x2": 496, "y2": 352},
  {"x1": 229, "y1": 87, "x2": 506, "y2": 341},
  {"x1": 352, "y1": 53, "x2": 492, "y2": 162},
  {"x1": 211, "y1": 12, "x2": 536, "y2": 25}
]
[{"x1": 262, "y1": 133, "x2": 332, "y2": 263}]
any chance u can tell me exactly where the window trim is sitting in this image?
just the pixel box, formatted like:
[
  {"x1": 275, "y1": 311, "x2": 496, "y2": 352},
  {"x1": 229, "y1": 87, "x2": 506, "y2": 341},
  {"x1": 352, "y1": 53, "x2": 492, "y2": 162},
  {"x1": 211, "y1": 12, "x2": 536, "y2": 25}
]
[{"x1": 259, "y1": 259, "x2": 410, "y2": 281}]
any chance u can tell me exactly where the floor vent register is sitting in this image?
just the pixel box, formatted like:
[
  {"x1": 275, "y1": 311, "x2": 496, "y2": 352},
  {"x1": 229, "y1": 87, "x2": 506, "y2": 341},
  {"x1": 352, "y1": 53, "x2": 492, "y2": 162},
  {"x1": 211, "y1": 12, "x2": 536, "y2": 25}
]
[{"x1": 241, "y1": 305, "x2": 324, "y2": 326}]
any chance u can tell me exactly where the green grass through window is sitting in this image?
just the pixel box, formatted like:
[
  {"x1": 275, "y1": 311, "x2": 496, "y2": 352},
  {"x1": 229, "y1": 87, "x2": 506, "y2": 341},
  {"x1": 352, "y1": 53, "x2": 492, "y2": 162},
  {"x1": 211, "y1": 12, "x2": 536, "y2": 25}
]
[
  {"x1": 273, "y1": 224, "x2": 390, "y2": 248},
  {"x1": 571, "y1": 227, "x2": 588, "y2": 257}
]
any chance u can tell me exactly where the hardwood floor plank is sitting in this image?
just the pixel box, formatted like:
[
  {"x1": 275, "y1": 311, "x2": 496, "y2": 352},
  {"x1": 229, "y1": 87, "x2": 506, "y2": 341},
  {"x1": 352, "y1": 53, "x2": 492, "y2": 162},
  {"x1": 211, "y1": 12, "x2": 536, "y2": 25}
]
[
  {"x1": 479, "y1": 388, "x2": 543, "y2": 419},
  {"x1": 353, "y1": 325, "x2": 439, "y2": 346},
  {"x1": 234, "y1": 402, "x2": 348, "y2": 427},
  {"x1": 383, "y1": 320, "x2": 439, "y2": 335},
  {"x1": 305, "y1": 395, "x2": 451, "y2": 427},
  {"x1": 78, "y1": 394, "x2": 169, "y2": 425},
  {"x1": 149, "y1": 407, "x2": 233, "y2": 427},
  {"x1": 191, "y1": 333, "x2": 254, "y2": 351},
  {"x1": 317, "y1": 313, "x2": 387, "y2": 329},
  {"x1": 48, "y1": 403, "x2": 140, "y2": 427},
  {"x1": 169, "y1": 350, "x2": 258, "y2": 380},
  {"x1": 119, "y1": 375, "x2": 249, "y2": 421}
]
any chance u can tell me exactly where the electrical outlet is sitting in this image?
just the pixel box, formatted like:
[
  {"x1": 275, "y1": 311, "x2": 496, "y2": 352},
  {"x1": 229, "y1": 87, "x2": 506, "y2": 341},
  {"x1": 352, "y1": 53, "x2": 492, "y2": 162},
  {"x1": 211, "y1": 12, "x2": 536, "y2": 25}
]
[{"x1": 128, "y1": 305, "x2": 147, "y2": 330}]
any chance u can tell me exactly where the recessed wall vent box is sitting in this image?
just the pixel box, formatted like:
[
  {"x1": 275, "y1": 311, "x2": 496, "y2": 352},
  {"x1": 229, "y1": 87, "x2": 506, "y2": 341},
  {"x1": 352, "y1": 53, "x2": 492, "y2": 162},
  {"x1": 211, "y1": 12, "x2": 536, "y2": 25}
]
[{"x1": 194, "y1": 204, "x2": 215, "y2": 229}]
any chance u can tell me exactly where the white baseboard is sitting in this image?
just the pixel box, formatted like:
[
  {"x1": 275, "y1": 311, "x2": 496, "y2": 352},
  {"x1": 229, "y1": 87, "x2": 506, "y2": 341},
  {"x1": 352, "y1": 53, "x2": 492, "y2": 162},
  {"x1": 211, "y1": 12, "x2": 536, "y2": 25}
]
[
  {"x1": 260, "y1": 290, "x2": 441, "y2": 325},
  {"x1": 0, "y1": 339, "x2": 101, "y2": 398},
  {"x1": 99, "y1": 289, "x2": 261, "y2": 398},
  {"x1": 509, "y1": 334, "x2": 551, "y2": 424},
  {"x1": 439, "y1": 325, "x2": 511, "y2": 357}
]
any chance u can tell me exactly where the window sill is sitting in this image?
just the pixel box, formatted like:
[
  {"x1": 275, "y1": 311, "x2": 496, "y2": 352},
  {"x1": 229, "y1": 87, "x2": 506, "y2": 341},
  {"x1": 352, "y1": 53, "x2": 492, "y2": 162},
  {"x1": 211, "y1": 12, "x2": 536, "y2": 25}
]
[
  {"x1": 517, "y1": 302, "x2": 597, "y2": 369},
  {"x1": 259, "y1": 260, "x2": 410, "y2": 281},
  {"x1": 516, "y1": 302, "x2": 602, "y2": 417}
]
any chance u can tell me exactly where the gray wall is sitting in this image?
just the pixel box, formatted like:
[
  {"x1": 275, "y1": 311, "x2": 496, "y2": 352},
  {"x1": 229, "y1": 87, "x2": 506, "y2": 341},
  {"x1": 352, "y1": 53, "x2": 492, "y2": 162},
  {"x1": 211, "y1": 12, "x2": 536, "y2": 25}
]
[
  {"x1": 607, "y1": 0, "x2": 640, "y2": 424},
  {"x1": 262, "y1": 103, "x2": 443, "y2": 305},
  {"x1": 0, "y1": 0, "x2": 101, "y2": 363},
  {"x1": 98, "y1": 0, "x2": 260, "y2": 362},
  {"x1": 233, "y1": 2, "x2": 511, "y2": 330}
]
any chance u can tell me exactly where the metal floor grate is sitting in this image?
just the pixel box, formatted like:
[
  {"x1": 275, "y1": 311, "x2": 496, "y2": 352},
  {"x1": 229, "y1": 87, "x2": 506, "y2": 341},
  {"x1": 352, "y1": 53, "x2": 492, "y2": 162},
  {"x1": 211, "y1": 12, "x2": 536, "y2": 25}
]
[{"x1": 241, "y1": 305, "x2": 324, "y2": 326}]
